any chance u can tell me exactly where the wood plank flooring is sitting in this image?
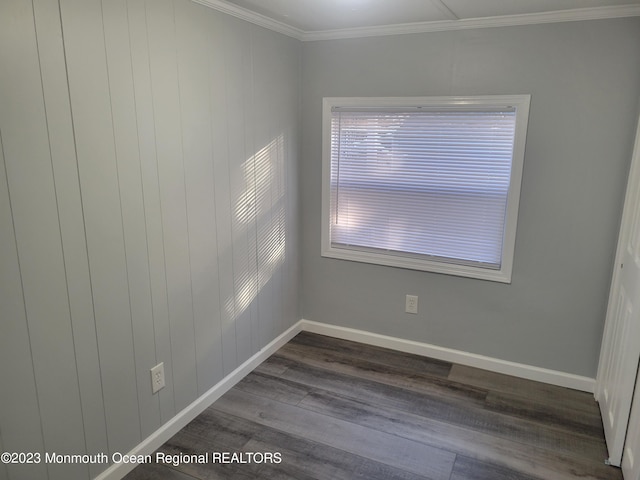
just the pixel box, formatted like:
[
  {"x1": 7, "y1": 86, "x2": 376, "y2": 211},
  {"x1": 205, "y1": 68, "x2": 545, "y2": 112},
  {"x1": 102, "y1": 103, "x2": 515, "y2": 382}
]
[{"x1": 123, "y1": 332, "x2": 623, "y2": 480}]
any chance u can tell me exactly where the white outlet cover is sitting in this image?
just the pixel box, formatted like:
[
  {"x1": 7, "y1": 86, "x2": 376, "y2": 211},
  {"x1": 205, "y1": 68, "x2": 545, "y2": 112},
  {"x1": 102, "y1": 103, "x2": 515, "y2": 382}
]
[
  {"x1": 406, "y1": 295, "x2": 418, "y2": 314},
  {"x1": 150, "y1": 362, "x2": 165, "y2": 394}
]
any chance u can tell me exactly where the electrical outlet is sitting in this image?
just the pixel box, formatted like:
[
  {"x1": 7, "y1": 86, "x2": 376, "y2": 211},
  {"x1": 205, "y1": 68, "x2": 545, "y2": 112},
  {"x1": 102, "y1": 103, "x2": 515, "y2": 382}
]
[
  {"x1": 405, "y1": 295, "x2": 418, "y2": 314},
  {"x1": 150, "y1": 362, "x2": 165, "y2": 394}
]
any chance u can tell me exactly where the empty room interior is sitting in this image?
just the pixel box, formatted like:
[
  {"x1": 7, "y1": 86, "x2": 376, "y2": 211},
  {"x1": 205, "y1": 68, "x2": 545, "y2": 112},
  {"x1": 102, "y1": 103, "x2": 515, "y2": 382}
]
[{"x1": 2, "y1": 0, "x2": 640, "y2": 479}]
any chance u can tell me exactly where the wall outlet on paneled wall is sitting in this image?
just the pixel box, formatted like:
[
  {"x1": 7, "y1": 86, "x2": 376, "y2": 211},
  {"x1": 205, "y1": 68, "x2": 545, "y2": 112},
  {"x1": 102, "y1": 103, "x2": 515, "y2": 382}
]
[{"x1": 150, "y1": 362, "x2": 165, "y2": 394}]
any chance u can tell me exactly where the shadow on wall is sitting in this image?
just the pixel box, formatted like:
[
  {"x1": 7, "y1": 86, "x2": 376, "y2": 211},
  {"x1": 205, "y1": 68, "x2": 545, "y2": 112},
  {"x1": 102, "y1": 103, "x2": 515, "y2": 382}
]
[{"x1": 228, "y1": 133, "x2": 288, "y2": 325}]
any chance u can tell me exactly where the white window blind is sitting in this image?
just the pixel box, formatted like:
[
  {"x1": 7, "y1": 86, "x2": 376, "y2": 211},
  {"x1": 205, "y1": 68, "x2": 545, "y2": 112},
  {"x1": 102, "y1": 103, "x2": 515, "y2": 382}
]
[{"x1": 322, "y1": 96, "x2": 530, "y2": 283}]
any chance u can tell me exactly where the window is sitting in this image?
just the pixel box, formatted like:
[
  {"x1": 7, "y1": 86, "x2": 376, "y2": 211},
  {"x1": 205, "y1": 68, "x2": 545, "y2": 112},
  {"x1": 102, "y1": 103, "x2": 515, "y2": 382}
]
[{"x1": 321, "y1": 95, "x2": 530, "y2": 283}]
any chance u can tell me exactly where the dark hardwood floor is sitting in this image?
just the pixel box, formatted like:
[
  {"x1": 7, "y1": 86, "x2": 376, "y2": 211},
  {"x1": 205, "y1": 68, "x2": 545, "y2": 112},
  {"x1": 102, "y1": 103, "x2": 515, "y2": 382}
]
[{"x1": 124, "y1": 332, "x2": 622, "y2": 480}]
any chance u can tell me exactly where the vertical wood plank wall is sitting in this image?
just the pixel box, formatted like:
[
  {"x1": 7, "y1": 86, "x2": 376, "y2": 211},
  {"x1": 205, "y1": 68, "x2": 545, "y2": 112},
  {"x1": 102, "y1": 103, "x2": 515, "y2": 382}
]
[{"x1": 0, "y1": 1, "x2": 301, "y2": 479}]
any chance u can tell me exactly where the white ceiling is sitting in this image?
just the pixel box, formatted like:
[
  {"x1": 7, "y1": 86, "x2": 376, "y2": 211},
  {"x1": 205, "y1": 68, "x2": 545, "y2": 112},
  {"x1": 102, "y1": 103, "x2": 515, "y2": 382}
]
[{"x1": 196, "y1": 0, "x2": 640, "y2": 40}]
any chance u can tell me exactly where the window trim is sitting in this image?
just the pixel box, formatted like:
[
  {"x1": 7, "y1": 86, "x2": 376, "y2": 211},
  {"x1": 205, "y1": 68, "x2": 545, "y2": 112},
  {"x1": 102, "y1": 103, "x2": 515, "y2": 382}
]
[{"x1": 320, "y1": 95, "x2": 531, "y2": 283}]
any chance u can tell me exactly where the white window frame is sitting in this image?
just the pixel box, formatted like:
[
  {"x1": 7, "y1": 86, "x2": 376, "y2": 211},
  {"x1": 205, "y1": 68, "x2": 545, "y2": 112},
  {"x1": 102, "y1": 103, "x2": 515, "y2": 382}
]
[{"x1": 321, "y1": 95, "x2": 531, "y2": 283}]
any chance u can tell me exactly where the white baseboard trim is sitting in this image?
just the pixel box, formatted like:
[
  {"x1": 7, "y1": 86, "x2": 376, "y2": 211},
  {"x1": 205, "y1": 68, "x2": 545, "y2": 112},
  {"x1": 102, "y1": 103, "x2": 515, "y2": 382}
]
[
  {"x1": 97, "y1": 317, "x2": 595, "y2": 479},
  {"x1": 299, "y1": 319, "x2": 596, "y2": 393},
  {"x1": 95, "y1": 321, "x2": 303, "y2": 480}
]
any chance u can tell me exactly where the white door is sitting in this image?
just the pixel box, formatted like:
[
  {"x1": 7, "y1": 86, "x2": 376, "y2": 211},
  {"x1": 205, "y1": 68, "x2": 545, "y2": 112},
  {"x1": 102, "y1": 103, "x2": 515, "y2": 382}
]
[
  {"x1": 596, "y1": 114, "x2": 640, "y2": 467},
  {"x1": 622, "y1": 364, "x2": 640, "y2": 479}
]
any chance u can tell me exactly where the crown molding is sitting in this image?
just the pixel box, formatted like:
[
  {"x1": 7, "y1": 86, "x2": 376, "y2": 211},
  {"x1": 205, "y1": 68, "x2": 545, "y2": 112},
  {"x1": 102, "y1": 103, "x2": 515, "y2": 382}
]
[
  {"x1": 193, "y1": 1, "x2": 640, "y2": 42},
  {"x1": 192, "y1": 0, "x2": 304, "y2": 39},
  {"x1": 301, "y1": 5, "x2": 640, "y2": 41}
]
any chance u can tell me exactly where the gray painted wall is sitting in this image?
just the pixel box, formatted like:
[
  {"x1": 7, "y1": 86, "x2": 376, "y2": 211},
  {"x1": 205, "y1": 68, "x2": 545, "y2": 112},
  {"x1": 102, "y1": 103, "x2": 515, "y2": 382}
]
[
  {"x1": 0, "y1": 1, "x2": 300, "y2": 479},
  {"x1": 300, "y1": 19, "x2": 640, "y2": 378}
]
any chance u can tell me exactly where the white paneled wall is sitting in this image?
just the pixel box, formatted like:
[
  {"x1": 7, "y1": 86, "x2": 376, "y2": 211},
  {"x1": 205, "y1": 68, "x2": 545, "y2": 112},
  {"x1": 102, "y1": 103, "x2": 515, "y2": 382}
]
[{"x1": 0, "y1": 0, "x2": 300, "y2": 479}]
